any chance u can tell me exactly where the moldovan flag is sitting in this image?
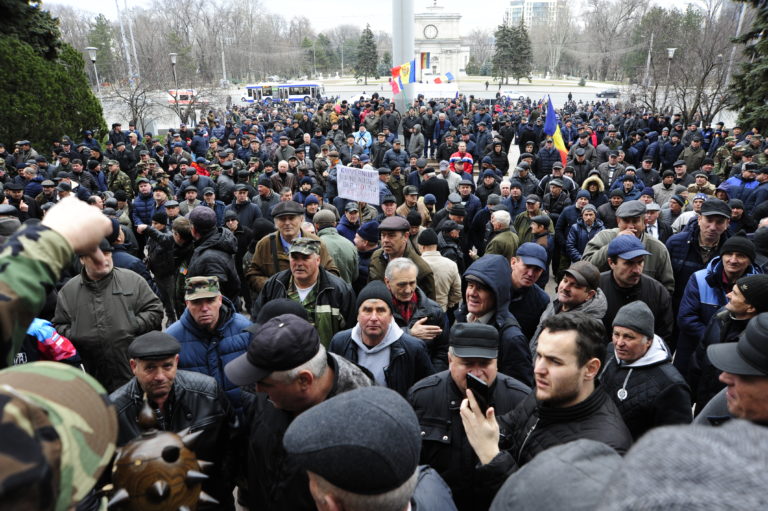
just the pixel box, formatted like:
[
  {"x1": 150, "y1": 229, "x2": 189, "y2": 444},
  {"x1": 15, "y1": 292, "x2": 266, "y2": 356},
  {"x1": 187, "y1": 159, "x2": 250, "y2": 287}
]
[
  {"x1": 544, "y1": 96, "x2": 568, "y2": 166},
  {"x1": 391, "y1": 64, "x2": 404, "y2": 90},
  {"x1": 400, "y1": 59, "x2": 416, "y2": 84}
]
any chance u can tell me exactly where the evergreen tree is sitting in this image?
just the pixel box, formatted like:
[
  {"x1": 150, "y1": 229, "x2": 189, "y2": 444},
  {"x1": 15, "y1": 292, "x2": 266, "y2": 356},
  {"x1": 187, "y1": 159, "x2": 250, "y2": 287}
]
[
  {"x1": 87, "y1": 14, "x2": 117, "y2": 84},
  {"x1": 316, "y1": 34, "x2": 334, "y2": 74},
  {"x1": 492, "y1": 17, "x2": 515, "y2": 85},
  {"x1": 355, "y1": 24, "x2": 378, "y2": 85},
  {"x1": 465, "y1": 55, "x2": 480, "y2": 76},
  {"x1": 510, "y1": 21, "x2": 533, "y2": 85},
  {"x1": 0, "y1": 0, "x2": 104, "y2": 148},
  {"x1": 378, "y1": 51, "x2": 392, "y2": 77},
  {"x1": 730, "y1": 0, "x2": 768, "y2": 133},
  {"x1": 301, "y1": 37, "x2": 315, "y2": 76}
]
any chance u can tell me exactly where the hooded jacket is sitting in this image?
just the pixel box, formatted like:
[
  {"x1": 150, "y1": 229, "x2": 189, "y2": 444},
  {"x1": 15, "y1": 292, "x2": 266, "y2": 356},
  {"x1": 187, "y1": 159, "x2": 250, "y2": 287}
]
[
  {"x1": 188, "y1": 227, "x2": 241, "y2": 304},
  {"x1": 455, "y1": 255, "x2": 533, "y2": 387},
  {"x1": 675, "y1": 256, "x2": 760, "y2": 378},
  {"x1": 665, "y1": 223, "x2": 732, "y2": 309},
  {"x1": 582, "y1": 174, "x2": 609, "y2": 208},
  {"x1": 329, "y1": 321, "x2": 434, "y2": 397},
  {"x1": 165, "y1": 296, "x2": 251, "y2": 414},
  {"x1": 600, "y1": 336, "x2": 691, "y2": 439},
  {"x1": 529, "y1": 288, "x2": 608, "y2": 358}
]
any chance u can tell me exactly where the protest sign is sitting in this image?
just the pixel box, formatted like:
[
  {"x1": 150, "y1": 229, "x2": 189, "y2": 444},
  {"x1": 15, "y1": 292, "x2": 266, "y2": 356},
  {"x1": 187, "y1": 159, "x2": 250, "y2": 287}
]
[{"x1": 337, "y1": 165, "x2": 379, "y2": 205}]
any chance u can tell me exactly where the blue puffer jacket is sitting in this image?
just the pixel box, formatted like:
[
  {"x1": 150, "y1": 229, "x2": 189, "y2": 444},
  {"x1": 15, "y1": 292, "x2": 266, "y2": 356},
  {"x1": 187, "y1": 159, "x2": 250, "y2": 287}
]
[
  {"x1": 165, "y1": 297, "x2": 251, "y2": 416},
  {"x1": 566, "y1": 218, "x2": 605, "y2": 262},
  {"x1": 131, "y1": 192, "x2": 156, "y2": 226},
  {"x1": 666, "y1": 223, "x2": 732, "y2": 308},
  {"x1": 675, "y1": 256, "x2": 761, "y2": 378},
  {"x1": 455, "y1": 255, "x2": 533, "y2": 387}
]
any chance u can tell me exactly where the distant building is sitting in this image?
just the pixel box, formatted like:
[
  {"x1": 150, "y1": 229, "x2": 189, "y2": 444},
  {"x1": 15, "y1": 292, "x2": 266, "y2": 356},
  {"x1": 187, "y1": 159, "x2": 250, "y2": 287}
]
[
  {"x1": 506, "y1": 0, "x2": 564, "y2": 28},
  {"x1": 414, "y1": 1, "x2": 471, "y2": 79}
]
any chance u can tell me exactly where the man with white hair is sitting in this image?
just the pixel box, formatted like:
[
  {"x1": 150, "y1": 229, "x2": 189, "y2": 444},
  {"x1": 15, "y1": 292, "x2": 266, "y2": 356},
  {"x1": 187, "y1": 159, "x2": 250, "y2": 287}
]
[{"x1": 485, "y1": 209, "x2": 520, "y2": 260}]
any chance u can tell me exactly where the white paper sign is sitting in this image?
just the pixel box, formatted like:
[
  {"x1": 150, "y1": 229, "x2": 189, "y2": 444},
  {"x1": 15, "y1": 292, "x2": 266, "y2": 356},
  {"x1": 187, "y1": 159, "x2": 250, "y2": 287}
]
[{"x1": 337, "y1": 165, "x2": 380, "y2": 205}]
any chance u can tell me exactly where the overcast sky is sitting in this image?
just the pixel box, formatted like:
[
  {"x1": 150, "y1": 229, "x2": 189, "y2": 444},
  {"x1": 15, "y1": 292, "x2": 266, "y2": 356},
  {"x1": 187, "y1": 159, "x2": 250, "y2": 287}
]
[{"x1": 43, "y1": 0, "x2": 517, "y2": 34}]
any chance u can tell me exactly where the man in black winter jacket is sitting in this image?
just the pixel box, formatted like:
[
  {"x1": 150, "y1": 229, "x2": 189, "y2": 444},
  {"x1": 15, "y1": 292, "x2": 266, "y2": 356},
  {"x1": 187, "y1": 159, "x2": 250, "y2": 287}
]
[
  {"x1": 225, "y1": 314, "x2": 373, "y2": 511},
  {"x1": 110, "y1": 332, "x2": 238, "y2": 507},
  {"x1": 329, "y1": 281, "x2": 434, "y2": 397},
  {"x1": 187, "y1": 206, "x2": 241, "y2": 305},
  {"x1": 460, "y1": 313, "x2": 632, "y2": 498},
  {"x1": 600, "y1": 302, "x2": 691, "y2": 440},
  {"x1": 408, "y1": 323, "x2": 529, "y2": 511}
]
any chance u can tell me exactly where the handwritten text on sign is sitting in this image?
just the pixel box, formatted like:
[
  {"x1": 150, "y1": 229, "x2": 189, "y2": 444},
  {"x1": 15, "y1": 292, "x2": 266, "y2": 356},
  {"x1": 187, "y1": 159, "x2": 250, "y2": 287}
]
[{"x1": 337, "y1": 165, "x2": 379, "y2": 205}]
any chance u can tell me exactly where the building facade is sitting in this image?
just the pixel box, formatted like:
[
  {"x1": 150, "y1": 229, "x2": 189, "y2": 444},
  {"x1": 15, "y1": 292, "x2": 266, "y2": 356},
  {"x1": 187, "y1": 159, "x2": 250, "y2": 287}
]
[
  {"x1": 413, "y1": 2, "x2": 471, "y2": 79},
  {"x1": 506, "y1": 0, "x2": 563, "y2": 28}
]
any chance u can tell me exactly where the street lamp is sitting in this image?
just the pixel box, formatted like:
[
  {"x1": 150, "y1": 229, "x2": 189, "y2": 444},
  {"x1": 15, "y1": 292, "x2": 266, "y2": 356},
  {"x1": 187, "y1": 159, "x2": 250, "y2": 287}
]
[
  {"x1": 169, "y1": 52, "x2": 179, "y2": 107},
  {"x1": 85, "y1": 46, "x2": 100, "y2": 94},
  {"x1": 663, "y1": 47, "x2": 676, "y2": 114}
]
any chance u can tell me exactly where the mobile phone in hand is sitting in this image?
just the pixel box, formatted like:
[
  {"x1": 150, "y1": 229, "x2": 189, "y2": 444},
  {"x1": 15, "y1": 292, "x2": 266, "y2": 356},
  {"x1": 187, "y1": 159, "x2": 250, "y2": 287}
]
[{"x1": 466, "y1": 373, "x2": 490, "y2": 415}]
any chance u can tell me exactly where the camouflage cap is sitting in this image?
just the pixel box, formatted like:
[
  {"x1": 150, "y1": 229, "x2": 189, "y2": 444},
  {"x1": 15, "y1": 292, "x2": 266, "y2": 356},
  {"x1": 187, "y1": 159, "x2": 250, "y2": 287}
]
[
  {"x1": 106, "y1": 159, "x2": 119, "y2": 166},
  {"x1": 184, "y1": 276, "x2": 221, "y2": 300},
  {"x1": 0, "y1": 362, "x2": 117, "y2": 510},
  {"x1": 289, "y1": 237, "x2": 321, "y2": 256},
  {"x1": 724, "y1": 136, "x2": 736, "y2": 142}
]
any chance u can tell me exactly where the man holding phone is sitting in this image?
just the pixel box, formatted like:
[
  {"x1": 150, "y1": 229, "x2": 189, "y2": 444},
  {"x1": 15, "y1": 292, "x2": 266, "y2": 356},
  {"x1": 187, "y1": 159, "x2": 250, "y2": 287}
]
[
  {"x1": 459, "y1": 314, "x2": 632, "y2": 499},
  {"x1": 407, "y1": 323, "x2": 529, "y2": 511}
]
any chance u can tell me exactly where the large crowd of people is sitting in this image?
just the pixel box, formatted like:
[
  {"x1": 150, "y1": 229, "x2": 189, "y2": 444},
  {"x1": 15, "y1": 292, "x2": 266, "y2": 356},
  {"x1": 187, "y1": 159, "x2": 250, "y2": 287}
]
[{"x1": 1, "y1": 91, "x2": 768, "y2": 510}]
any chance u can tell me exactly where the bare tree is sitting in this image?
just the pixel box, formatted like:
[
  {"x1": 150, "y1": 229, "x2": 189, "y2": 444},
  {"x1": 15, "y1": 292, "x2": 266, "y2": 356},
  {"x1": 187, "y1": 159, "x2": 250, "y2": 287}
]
[
  {"x1": 466, "y1": 28, "x2": 494, "y2": 71},
  {"x1": 583, "y1": 0, "x2": 647, "y2": 81}
]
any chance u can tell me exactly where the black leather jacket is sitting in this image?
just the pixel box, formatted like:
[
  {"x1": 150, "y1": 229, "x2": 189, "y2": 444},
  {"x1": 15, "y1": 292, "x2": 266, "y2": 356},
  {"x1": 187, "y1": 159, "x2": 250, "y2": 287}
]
[
  {"x1": 109, "y1": 370, "x2": 239, "y2": 507},
  {"x1": 408, "y1": 370, "x2": 529, "y2": 511}
]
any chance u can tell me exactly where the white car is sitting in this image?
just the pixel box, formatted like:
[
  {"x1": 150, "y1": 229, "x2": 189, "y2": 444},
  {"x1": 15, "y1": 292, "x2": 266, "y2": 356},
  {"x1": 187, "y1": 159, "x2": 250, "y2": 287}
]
[{"x1": 501, "y1": 90, "x2": 526, "y2": 101}]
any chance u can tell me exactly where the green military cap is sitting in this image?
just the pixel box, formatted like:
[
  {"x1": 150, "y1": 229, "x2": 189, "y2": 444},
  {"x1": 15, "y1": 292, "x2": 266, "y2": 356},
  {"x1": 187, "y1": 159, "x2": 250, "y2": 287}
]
[
  {"x1": 752, "y1": 134, "x2": 763, "y2": 141},
  {"x1": 106, "y1": 159, "x2": 119, "y2": 166},
  {"x1": 725, "y1": 136, "x2": 736, "y2": 143},
  {"x1": 289, "y1": 237, "x2": 321, "y2": 256},
  {"x1": 249, "y1": 157, "x2": 260, "y2": 163},
  {"x1": 185, "y1": 276, "x2": 221, "y2": 301},
  {"x1": 0, "y1": 362, "x2": 117, "y2": 509},
  {"x1": 135, "y1": 161, "x2": 148, "y2": 168},
  {"x1": 733, "y1": 145, "x2": 746, "y2": 152}
]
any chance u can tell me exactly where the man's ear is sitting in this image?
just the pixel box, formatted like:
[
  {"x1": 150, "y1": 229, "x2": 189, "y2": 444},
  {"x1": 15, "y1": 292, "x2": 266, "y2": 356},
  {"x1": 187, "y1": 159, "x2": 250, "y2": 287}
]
[{"x1": 584, "y1": 357, "x2": 601, "y2": 381}]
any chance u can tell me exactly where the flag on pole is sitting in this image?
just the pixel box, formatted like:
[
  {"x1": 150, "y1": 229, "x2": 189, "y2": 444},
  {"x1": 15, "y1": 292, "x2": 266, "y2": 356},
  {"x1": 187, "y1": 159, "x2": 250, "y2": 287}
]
[
  {"x1": 544, "y1": 96, "x2": 568, "y2": 167},
  {"x1": 445, "y1": 72, "x2": 455, "y2": 81},
  {"x1": 420, "y1": 52, "x2": 430, "y2": 69},
  {"x1": 399, "y1": 59, "x2": 416, "y2": 84},
  {"x1": 433, "y1": 76, "x2": 442, "y2": 84},
  {"x1": 390, "y1": 78, "x2": 401, "y2": 95}
]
